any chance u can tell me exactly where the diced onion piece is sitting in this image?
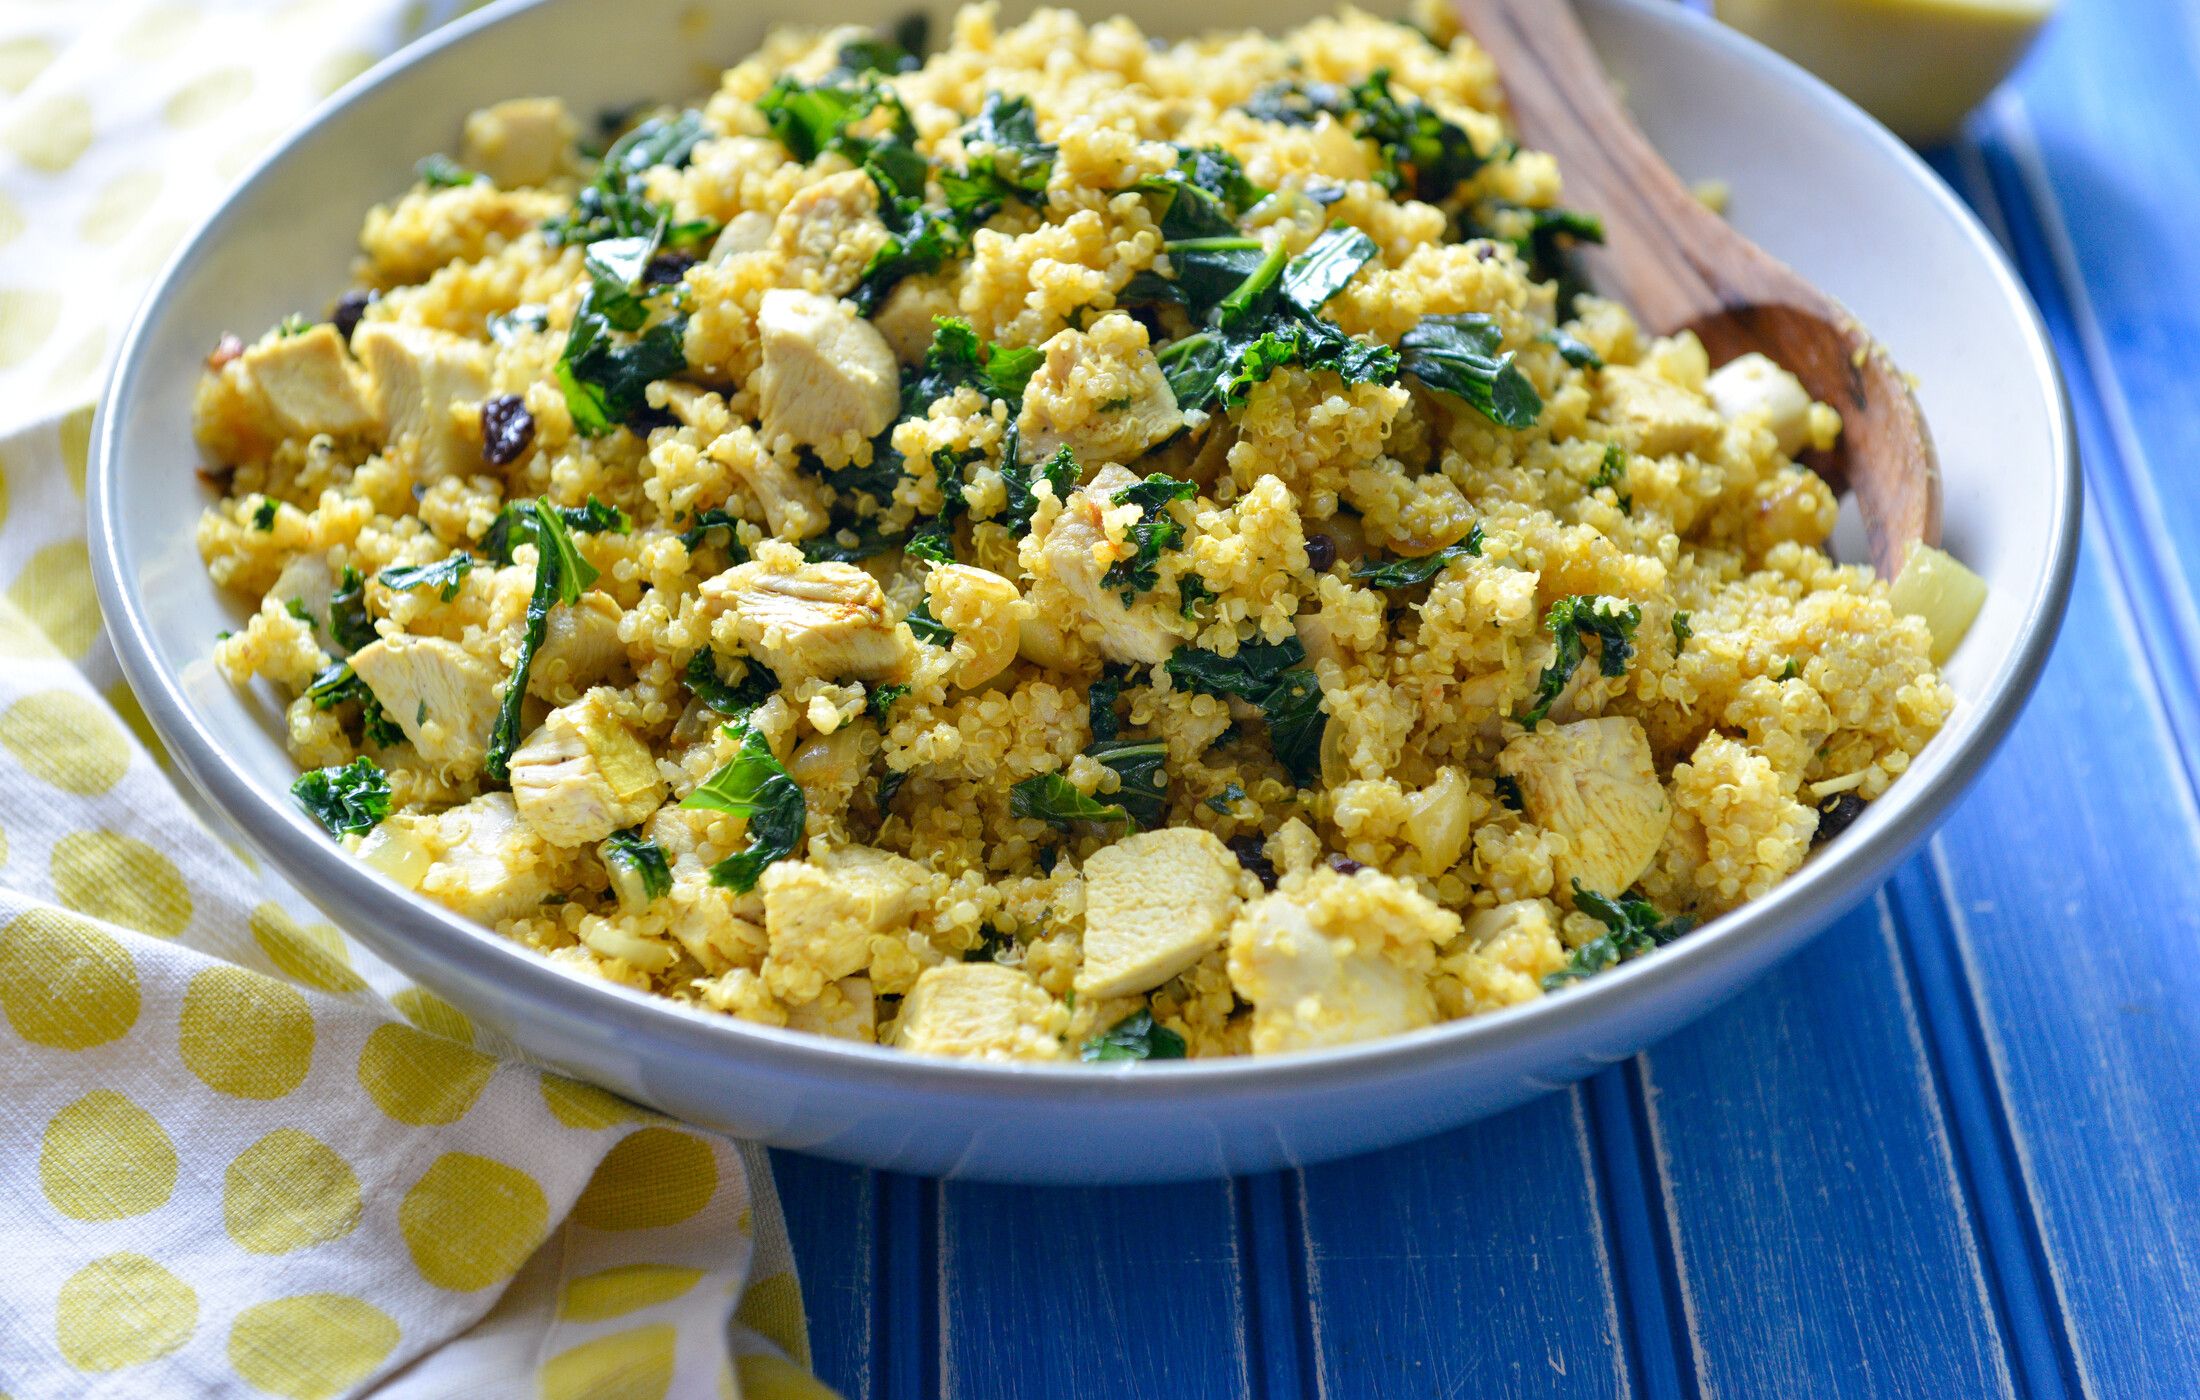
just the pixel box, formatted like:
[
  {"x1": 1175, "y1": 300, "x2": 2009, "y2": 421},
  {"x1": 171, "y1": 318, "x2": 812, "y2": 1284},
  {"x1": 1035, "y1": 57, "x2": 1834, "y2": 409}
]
[
  {"x1": 1889, "y1": 543, "x2": 1988, "y2": 664},
  {"x1": 356, "y1": 822, "x2": 431, "y2": 890},
  {"x1": 579, "y1": 915, "x2": 679, "y2": 972}
]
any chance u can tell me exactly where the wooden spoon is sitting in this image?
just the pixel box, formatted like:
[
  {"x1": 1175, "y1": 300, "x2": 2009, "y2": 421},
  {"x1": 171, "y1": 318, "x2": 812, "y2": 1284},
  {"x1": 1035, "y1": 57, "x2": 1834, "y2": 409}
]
[{"x1": 1452, "y1": 0, "x2": 1940, "y2": 578}]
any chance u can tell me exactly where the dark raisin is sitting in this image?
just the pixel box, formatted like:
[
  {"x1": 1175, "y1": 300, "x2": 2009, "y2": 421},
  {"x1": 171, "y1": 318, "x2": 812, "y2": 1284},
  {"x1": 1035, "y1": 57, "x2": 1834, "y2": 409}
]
[
  {"x1": 1304, "y1": 533, "x2": 1337, "y2": 572},
  {"x1": 1326, "y1": 853, "x2": 1366, "y2": 875},
  {"x1": 332, "y1": 289, "x2": 376, "y2": 341},
  {"x1": 1227, "y1": 835, "x2": 1278, "y2": 890},
  {"x1": 480, "y1": 394, "x2": 536, "y2": 466},
  {"x1": 1813, "y1": 792, "x2": 1865, "y2": 846},
  {"x1": 627, "y1": 404, "x2": 682, "y2": 435},
  {"x1": 644, "y1": 251, "x2": 697, "y2": 285}
]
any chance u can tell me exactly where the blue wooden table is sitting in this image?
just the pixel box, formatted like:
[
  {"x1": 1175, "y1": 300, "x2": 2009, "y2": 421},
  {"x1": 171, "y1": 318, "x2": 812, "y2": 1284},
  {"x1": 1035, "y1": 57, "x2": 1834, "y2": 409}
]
[{"x1": 771, "y1": 5, "x2": 2200, "y2": 1392}]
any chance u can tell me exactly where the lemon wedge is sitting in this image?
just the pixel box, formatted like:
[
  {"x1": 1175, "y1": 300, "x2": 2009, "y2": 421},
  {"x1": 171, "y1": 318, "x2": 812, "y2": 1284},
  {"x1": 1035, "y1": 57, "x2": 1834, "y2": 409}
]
[
  {"x1": 1889, "y1": 542, "x2": 1989, "y2": 663},
  {"x1": 1714, "y1": 0, "x2": 2055, "y2": 146}
]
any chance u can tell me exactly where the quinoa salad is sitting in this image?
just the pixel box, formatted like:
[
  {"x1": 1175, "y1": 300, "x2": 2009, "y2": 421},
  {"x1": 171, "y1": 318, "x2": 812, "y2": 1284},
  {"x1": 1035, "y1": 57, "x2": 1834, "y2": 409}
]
[{"x1": 194, "y1": 4, "x2": 1971, "y2": 1062}]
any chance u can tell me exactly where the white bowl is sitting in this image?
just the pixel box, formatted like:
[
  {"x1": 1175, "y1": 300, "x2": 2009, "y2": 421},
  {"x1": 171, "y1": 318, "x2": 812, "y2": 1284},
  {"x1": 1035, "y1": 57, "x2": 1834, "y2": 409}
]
[{"x1": 90, "y1": 0, "x2": 2077, "y2": 1182}]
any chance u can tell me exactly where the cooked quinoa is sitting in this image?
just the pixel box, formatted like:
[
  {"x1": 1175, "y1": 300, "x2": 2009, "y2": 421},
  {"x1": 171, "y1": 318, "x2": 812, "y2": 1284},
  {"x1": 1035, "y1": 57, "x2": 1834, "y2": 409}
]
[{"x1": 193, "y1": 4, "x2": 1956, "y2": 1062}]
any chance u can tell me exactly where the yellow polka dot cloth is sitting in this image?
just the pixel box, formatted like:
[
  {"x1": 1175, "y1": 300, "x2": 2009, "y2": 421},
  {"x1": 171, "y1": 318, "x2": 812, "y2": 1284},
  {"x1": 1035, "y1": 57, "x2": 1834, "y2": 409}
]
[{"x1": 0, "y1": 5, "x2": 837, "y2": 1397}]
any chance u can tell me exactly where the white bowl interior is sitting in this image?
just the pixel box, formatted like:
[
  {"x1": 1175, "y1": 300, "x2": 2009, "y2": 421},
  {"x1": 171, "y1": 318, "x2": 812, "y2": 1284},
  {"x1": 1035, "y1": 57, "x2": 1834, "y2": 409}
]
[{"x1": 92, "y1": 0, "x2": 2073, "y2": 1181}]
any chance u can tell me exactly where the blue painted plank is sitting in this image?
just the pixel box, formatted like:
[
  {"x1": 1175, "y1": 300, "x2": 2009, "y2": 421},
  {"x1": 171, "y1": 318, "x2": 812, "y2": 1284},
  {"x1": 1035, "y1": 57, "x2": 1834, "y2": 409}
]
[
  {"x1": 1636, "y1": 897, "x2": 2015, "y2": 1398},
  {"x1": 1886, "y1": 520, "x2": 2200, "y2": 1393},
  {"x1": 1295, "y1": 1089, "x2": 1633, "y2": 1399},
  {"x1": 1895, "y1": 10, "x2": 2200, "y2": 1388},
  {"x1": 1977, "y1": 0, "x2": 2200, "y2": 773},
  {"x1": 937, "y1": 1180, "x2": 1251, "y2": 1399},
  {"x1": 770, "y1": 1151, "x2": 878, "y2": 1399}
]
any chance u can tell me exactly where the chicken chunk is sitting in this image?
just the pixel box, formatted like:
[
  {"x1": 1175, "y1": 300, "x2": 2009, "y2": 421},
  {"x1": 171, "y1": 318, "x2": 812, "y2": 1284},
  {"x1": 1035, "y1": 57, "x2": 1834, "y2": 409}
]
[
  {"x1": 711, "y1": 431, "x2": 830, "y2": 540},
  {"x1": 509, "y1": 688, "x2": 666, "y2": 847},
  {"x1": 241, "y1": 324, "x2": 377, "y2": 438},
  {"x1": 1441, "y1": 898, "x2": 1569, "y2": 1016},
  {"x1": 760, "y1": 843, "x2": 936, "y2": 1003},
  {"x1": 1079, "y1": 828, "x2": 1245, "y2": 998},
  {"x1": 269, "y1": 554, "x2": 341, "y2": 655},
  {"x1": 528, "y1": 591, "x2": 628, "y2": 702},
  {"x1": 709, "y1": 211, "x2": 774, "y2": 261},
  {"x1": 640, "y1": 808, "x2": 769, "y2": 974},
  {"x1": 770, "y1": 169, "x2": 889, "y2": 299},
  {"x1": 892, "y1": 963, "x2": 1066, "y2": 1061},
  {"x1": 415, "y1": 793, "x2": 563, "y2": 925},
  {"x1": 459, "y1": 97, "x2": 575, "y2": 188},
  {"x1": 354, "y1": 322, "x2": 491, "y2": 480},
  {"x1": 1498, "y1": 715, "x2": 1671, "y2": 903},
  {"x1": 1017, "y1": 314, "x2": 1186, "y2": 467},
  {"x1": 1705, "y1": 352, "x2": 1814, "y2": 457},
  {"x1": 348, "y1": 634, "x2": 501, "y2": 777},
  {"x1": 1598, "y1": 364, "x2": 1724, "y2": 459},
  {"x1": 754, "y1": 289, "x2": 899, "y2": 459},
  {"x1": 1021, "y1": 464, "x2": 1191, "y2": 666},
  {"x1": 702, "y1": 548, "x2": 907, "y2": 684},
  {"x1": 1226, "y1": 867, "x2": 1457, "y2": 1054},
  {"x1": 924, "y1": 564, "x2": 1025, "y2": 690}
]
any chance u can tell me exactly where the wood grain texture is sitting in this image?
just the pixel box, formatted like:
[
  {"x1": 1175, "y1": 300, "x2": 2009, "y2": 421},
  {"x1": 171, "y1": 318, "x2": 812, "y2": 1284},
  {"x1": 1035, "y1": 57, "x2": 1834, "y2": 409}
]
[
  {"x1": 769, "y1": 1151, "x2": 878, "y2": 1399},
  {"x1": 1448, "y1": 0, "x2": 1941, "y2": 576},
  {"x1": 1296, "y1": 1089, "x2": 1632, "y2": 1398},
  {"x1": 937, "y1": 1180, "x2": 1253, "y2": 1399},
  {"x1": 1637, "y1": 898, "x2": 2016, "y2": 1398}
]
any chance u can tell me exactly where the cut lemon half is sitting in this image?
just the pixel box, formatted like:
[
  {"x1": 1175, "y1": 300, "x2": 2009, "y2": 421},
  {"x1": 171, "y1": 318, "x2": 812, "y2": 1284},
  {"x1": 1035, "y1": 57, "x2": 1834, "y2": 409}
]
[{"x1": 1714, "y1": 0, "x2": 2055, "y2": 146}]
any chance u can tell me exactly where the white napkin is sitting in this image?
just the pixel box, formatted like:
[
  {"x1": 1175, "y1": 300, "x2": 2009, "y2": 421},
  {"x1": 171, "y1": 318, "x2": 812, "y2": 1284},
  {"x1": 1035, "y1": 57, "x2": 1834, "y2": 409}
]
[{"x1": 0, "y1": 3, "x2": 832, "y2": 1396}]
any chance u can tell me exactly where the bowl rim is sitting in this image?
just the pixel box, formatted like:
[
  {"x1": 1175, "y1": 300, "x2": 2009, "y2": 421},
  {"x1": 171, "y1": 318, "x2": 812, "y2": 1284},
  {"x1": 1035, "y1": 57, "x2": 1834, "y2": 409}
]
[{"x1": 88, "y1": 0, "x2": 2081, "y2": 1102}]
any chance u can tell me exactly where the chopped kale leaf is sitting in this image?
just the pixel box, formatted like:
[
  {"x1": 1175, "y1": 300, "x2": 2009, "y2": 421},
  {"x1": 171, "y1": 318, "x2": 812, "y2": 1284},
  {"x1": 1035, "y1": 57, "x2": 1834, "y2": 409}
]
[
  {"x1": 485, "y1": 500, "x2": 597, "y2": 782},
  {"x1": 292, "y1": 756, "x2": 391, "y2": 838},
  {"x1": 544, "y1": 110, "x2": 716, "y2": 249},
  {"x1": 905, "y1": 599, "x2": 954, "y2": 647},
  {"x1": 686, "y1": 650, "x2": 778, "y2": 719},
  {"x1": 1586, "y1": 443, "x2": 1631, "y2": 512},
  {"x1": 328, "y1": 566, "x2": 377, "y2": 652},
  {"x1": 602, "y1": 827, "x2": 673, "y2": 903},
  {"x1": 1166, "y1": 638, "x2": 1326, "y2": 786},
  {"x1": 377, "y1": 554, "x2": 474, "y2": 602},
  {"x1": 556, "y1": 218, "x2": 689, "y2": 437},
  {"x1": 676, "y1": 508, "x2": 749, "y2": 559},
  {"x1": 1542, "y1": 882, "x2": 1697, "y2": 989},
  {"x1": 416, "y1": 153, "x2": 478, "y2": 188},
  {"x1": 998, "y1": 441, "x2": 1077, "y2": 536},
  {"x1": 1515, "y1": 595, "x2": 1642, "y2": 730},
  {"x1": 1008, "y1": 772, "x2": 1130, "y2": 831},
  {"x1": 1101, "y1": 474, "x2": 1198, "y2": 603},
  {"x1": 681, "y1": 719, "x2": 807, "y2": 892},
  {"x1": 1398, "y1": 313, "x2": 1541, "y2": 428},
  {"x1": 1087, "y1": 666, "x2": 1127, "y2": 742},
  {"x1": 1543, "y1": 326, "x2": 1603, "y2": 369},
  {"x1": 1351, "y1": 525, "x2": 1485, "y2": 589},
  {"x1": 1081, "y1": 1009, "x2": 1187, "y2": 1062},
  {"x1": 301, "y1": 660, "x2": 403, "y2": 748},
  {"x1": 484, "y1": 495, "x2": 630, "y2": 564},
  {"x1": 1206, "y1": 781, "x2": 1248, "y2": 815},
  {"x1": 867, "y1": 682, "x2": 911, "y2": 721},
  {"x1": 940, "y1": 93, "x2": 1057, "y2": 224},
  {"x1": 1088, "y1": 738, "x2": 1168, "y2": 829},
  {"x1": 903, "y1": 316, "x2": 1044, "y2": 415},
  {"x1": 1240, "y1": 69, "x2": 1486, "y2": 202}
]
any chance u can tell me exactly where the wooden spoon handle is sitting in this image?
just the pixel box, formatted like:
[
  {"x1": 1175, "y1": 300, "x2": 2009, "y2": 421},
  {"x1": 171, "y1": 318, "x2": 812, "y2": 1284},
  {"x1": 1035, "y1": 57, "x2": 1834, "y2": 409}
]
[
  {"x1": 1451, "y1": 0, "x2": 1755, "y2": 329},
  {"x1": 1451, "y1": 0, "x2": 1942, "y2": 578}
]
